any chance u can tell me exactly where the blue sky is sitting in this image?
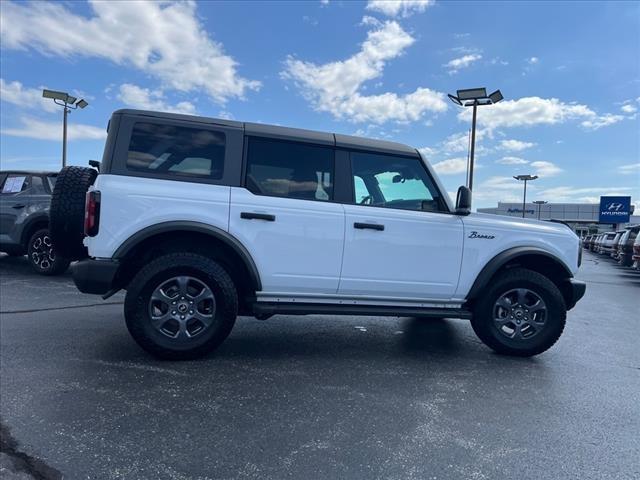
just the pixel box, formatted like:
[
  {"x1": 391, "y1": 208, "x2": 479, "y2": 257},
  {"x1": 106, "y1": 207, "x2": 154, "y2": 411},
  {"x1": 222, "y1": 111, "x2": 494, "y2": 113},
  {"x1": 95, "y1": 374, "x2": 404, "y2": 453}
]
[{"x1": 1, "y1": 0, "x2": 638, "y2": 210}]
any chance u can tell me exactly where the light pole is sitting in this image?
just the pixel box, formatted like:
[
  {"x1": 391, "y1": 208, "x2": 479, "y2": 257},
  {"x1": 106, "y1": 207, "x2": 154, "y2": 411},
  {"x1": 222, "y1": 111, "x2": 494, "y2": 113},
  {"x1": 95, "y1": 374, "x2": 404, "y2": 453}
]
[
  {"x1": 533, "y1": 200, "x2": 547, "y2": 220},
  {"x1": 448, "y1": 87, "x2": 503, "y2": 192},
  {"x1": 42, "y1": 89, "x2": 88, "y2": 168},
  {"x1": 513, "y1": 175, "x2": 538, "y2": 218}
]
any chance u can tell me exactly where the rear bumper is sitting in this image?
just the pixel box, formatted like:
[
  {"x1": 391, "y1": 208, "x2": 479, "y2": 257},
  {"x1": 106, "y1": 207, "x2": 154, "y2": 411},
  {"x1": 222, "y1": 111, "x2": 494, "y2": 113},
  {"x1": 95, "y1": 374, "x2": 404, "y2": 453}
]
[
  {"x1": 562, "y1": 278, "x2": 586, "y2": 310},
  {"x1": 72, "y1": 258, "x2": 119, "y2": 295}
]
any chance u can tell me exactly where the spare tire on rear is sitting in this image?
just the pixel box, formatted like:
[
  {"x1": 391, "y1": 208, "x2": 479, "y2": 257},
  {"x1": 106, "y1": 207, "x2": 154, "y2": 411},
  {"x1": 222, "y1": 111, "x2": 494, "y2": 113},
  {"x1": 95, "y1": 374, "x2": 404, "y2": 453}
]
[{"x1": 49, "y1": 166, "x2": 97, "y2": 260}]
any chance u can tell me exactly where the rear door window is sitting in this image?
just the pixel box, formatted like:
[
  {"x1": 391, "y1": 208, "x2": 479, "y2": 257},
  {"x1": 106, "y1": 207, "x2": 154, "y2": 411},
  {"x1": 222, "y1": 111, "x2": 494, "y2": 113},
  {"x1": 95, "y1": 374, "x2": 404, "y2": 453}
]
[
  {"x1": 126, "y1": 122, "x2": 226, "y2": 180},
  {"x1": 245, "y1": 137, "x2": 334, "y2": 201}
]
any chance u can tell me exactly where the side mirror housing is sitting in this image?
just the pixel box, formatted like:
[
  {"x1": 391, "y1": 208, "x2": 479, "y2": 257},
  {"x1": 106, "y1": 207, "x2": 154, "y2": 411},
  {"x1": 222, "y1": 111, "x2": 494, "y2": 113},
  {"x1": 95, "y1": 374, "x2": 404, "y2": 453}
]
[{"x1": 455, "y1": 186, "x2": 471, "y2": 215}]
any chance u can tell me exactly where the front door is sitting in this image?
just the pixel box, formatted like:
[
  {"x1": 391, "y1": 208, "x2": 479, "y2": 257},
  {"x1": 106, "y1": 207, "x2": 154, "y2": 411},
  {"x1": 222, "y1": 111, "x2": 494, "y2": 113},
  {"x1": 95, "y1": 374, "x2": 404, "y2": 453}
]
[
  {"x1": 338, "y1": 151, "x2": 464, "y2": 300},
  {"x1": 229, "y1": 136, "x2": 345, "y2": 296}
]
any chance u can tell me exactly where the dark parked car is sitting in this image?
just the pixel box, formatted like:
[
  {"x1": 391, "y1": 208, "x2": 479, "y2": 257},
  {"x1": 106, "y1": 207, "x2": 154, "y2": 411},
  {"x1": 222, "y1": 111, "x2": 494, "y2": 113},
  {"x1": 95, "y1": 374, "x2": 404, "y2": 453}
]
[
  {"x1": 0, "y1": 170, "x2": 70, "y2": 275},
  {"x1": 633, "y1": 234, "x2": 640, "y2": 270},
  {"x1": 583, "y1": 234, "x2": 594, "y2": 249},
  {"x1": 618, "y1": 226, "x2": 640, "y2": 267},
  {"x1": 610, "y1": 231, "x2": 625, "y2": 260}
]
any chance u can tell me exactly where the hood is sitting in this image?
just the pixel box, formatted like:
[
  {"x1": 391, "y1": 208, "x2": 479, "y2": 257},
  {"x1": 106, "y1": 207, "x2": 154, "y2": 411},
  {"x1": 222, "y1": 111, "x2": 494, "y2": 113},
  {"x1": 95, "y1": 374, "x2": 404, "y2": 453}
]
[{"x1": 466, "y1": 212, "x2": 574, "y2": 236}]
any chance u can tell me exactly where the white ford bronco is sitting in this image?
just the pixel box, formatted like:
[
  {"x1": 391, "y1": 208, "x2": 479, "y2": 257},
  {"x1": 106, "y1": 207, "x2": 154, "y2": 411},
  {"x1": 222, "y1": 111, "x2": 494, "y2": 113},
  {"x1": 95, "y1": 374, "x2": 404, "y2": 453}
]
[{"x1": 50, "y1": 109, "x2": 585, "y2": 359}]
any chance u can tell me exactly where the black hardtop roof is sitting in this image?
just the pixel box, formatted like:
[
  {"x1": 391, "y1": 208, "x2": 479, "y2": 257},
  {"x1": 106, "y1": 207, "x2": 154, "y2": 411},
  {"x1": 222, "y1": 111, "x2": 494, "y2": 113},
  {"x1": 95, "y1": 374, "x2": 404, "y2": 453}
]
[{"x1": 113, "y1": 109, "x2": 419, "y2": 157}]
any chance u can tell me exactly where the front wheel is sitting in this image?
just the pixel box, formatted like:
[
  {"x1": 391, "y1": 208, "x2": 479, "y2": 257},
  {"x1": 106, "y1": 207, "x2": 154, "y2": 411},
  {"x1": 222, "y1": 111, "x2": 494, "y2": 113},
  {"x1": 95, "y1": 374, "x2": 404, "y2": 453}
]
[
  {"x1": 471, "y1": 268, "x2": 566, "y2": 357},
  {"x1": 27, "y1": 229, "x2": 70, "y2": 275},
  {"x1": 124, "y1": 253, "x2": 238, "y2": 360}
]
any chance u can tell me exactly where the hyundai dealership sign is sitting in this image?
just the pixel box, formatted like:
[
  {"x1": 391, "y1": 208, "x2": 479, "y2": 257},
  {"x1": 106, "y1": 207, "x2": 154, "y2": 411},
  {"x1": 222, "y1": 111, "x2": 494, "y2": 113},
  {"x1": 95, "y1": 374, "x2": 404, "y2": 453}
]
[{"x1": 599, "y1": 196, "x2": 631, "y2": 223}]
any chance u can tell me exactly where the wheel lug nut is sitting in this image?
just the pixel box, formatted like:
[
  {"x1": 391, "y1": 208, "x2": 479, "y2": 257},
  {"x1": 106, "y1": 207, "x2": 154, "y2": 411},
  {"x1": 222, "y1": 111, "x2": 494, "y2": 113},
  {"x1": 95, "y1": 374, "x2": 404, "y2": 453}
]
[
  {"x1": 172, "y1": 310, "x2": 176, "y2": 315},
  {"x1": 189, "y1": 310, "x2": 193, "y2": 314},
  {"x1": 180, "y1": 315, "x2": 185, "y2": 320}
]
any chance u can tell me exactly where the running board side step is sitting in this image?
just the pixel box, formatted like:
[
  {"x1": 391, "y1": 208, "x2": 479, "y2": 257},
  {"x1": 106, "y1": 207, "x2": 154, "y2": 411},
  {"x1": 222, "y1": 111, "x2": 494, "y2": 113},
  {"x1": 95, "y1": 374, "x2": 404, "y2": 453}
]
[{"x1": 252, "y1": 302, "x2": 473, "y2": 319}]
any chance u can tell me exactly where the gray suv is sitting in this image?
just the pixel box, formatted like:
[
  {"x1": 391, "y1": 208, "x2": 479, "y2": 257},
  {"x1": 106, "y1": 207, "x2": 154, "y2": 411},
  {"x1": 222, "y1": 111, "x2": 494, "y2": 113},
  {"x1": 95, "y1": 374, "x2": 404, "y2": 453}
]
[{"x1": 0, "y1": 170, "x2": 70, "y2": 275}]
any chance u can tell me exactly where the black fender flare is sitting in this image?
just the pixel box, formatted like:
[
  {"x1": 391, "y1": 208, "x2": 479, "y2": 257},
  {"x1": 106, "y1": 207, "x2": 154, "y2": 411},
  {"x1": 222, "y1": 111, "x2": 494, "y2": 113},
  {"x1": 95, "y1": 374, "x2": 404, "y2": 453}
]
[
  {"x1": 20, "y1": 214, "x2": 50, "y2": 246},
  {"x1": 466, "y1": 246, "x2": 573, "y2": 301},
  {"x1": 113, "y1": 221, "x2": 262, "y2": 291}
]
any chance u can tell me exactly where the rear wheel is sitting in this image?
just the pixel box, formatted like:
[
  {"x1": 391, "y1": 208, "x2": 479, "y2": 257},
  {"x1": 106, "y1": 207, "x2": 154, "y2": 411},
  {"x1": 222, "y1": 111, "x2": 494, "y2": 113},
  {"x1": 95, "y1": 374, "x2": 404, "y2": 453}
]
[
  {"x1": 471, "y1": 268, "x2": 566, "y2": 357},
  {"x1": 124, "y1": 253, "x2": 238, "y2": 360},
  {"x1": 27, "y1": 229, "x2": 70, "y2": 275}
]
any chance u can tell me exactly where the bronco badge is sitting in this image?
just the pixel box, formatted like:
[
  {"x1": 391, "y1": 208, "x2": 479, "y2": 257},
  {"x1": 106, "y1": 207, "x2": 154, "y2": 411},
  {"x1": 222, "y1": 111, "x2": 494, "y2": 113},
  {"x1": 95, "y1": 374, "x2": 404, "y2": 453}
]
[{"x1": 468, "y1": 231, "x2": 495, "y2": 239}]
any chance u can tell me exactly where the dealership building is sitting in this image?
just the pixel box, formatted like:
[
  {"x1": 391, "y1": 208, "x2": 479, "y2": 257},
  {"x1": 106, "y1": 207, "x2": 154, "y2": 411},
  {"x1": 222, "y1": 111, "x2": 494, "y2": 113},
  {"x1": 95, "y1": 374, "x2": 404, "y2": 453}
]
[{"x1": 477, "y1": 201, "x2": 638, "y2": 235}]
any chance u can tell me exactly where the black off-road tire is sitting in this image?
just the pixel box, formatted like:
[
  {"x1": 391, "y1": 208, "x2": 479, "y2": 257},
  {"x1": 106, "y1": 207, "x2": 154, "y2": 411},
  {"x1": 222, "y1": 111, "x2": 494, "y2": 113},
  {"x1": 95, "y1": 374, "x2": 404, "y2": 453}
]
[
  {"x1": 124, "y1": 253, "x2": 238, "y2": 360},
  {"x1": 471, "y1": 268, "x2": 566, "y2": 357},
  {"x1": 27, "y1": 229, "x2": 70, "y2": 276},
  {"x1": 49, "y1": 166, "x2": 97, "y2": 260}
]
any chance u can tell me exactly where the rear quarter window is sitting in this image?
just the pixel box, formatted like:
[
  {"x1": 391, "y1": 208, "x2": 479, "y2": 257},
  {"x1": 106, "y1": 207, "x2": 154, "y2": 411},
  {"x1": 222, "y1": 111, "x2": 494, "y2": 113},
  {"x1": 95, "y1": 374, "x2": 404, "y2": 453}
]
[{"x1": 126, "y1": 122, "x2": 226, "y2": 180}]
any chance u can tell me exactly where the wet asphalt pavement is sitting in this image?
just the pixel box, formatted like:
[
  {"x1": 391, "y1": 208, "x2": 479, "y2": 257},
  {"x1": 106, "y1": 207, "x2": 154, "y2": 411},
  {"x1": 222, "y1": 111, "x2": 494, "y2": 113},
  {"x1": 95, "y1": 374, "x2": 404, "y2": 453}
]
[{"x1": 0, "y1": 251, "x2": 639, "y2": 480}]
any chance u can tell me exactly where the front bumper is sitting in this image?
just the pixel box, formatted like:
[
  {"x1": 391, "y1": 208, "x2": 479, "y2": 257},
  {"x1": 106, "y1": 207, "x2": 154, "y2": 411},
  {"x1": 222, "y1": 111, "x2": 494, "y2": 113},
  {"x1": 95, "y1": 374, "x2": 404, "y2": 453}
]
[
  {"x1": 72, "y1": 258, "x2": 119, "y2": 295},
  {"x1": 562, "y1": 278, "x2": 586, "y2": 310}
]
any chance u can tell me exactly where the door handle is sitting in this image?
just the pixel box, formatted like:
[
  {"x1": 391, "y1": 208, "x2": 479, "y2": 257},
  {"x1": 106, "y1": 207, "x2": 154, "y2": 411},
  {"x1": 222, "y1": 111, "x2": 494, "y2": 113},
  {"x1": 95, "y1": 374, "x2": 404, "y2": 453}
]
[
  {"x1": 354, "y1": 222, "x2": 384, "y2": 231},
  {"x1": 11, "y1": 204, "x2": 26, "y2": 209},
  {"x1": 241, "y1": 212, "x2": 276, "y2": 221}
]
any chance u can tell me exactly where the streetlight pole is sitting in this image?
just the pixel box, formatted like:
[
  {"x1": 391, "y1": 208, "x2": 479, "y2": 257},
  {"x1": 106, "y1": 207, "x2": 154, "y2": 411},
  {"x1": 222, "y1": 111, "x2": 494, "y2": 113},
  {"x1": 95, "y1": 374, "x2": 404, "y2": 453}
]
[
  {"x1": 42, "y1": 89, "x2": 88, "y2": 169},
  {"x1": 533, "y1": 200, "x2": 547, "y2": 220},
  {"x1": 62, "y1": 102, "x2": 69, "y2": 167},
  {"x1": 448, "y1": 88, "x2": 503, "y2": 195},
  {"x1": 513, "y1": 175, "x2": 539, "y2": 218},
  {"x1": 469, "y1": 101, "x2": 478, "y2": 191}
]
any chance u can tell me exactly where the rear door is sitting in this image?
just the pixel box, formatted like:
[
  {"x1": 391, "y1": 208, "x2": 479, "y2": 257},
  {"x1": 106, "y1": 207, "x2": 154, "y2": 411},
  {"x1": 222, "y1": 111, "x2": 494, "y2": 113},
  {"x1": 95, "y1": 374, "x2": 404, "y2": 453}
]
[
  {"x1": 229, "y1": 136, "x2": 345, "y2": 296},
  {"x1": 338, "y1": 151, "x2": 464, "y2": 300}
]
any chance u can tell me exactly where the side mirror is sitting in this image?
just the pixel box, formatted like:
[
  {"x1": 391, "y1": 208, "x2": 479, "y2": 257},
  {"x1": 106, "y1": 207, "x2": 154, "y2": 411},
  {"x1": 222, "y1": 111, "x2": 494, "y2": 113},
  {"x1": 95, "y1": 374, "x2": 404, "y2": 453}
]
[
  {"x1": 88, "y1": 160, "x2": 101, "y2": 172},
  {"x1": 455, "y1": 186, "x2": 471, "y2": 215}
]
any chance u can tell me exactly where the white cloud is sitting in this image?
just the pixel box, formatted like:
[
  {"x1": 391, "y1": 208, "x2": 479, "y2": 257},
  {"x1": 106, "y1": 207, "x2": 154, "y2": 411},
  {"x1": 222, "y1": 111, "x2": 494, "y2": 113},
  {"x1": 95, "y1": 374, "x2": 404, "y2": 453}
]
[
  {"x1": 0, "y1": 1, "x2": 260, "y2": 103},
  {"x1": 439, "y1": 131, "x2": 469, "y2": 154},
  {"x1": 499, "y1": 139, "x2": 536, "y2": 151},
  {"x1": 444, "y1": 54, "x2": 482, "y2": 74},
  {"x1": 417, "y1": 146, "x2": 437, "y2": 158},
  {"x1": 471, "y1": 176, "x2": 525, "y2": 206},
  {"x1": 117, "y1": 83, "x2": 196, "y2": 115},
  {"x1": 2, "y1": 116, "x2": 106, "y2": 141},
  {"x1": 432, "y1": 157, "x2": 468, "y2": 175},
  {"x1": 580, "y1": 113, "x2": 625, "y2": 130},
  {"x1": 497, "y1": 156, "x2": 529, "y2": 165},
  {"x1": 366, "y1": 0, "x2": 435, "y2": 17},
  {"x1": 0, "y1": 78, "x2": 59, "y2": 112},
  {"x1": 527, "y1": 57, "x2": 539, "y2": 64},
  {"x1": 530, "y1": 160, "x2": 562, "y2": 177},
  {"x1": 458, "y1": 96, "x2": 596, "y2": 131},
  {"x1": 282, "y1": 20, "x2": 447, "y2": 123},
  {"x1": 538, "y1": 186, "x2": 634, "y2": 202},
  {"x1": 618, "y1": 163, "x2": 640, "y2": 173},
  {"x1": 621, "y1": 103, "x2": 637, "y2": 114},
  {"x1": 490, "y1": 57, "x2": 509, "y2": 66}
]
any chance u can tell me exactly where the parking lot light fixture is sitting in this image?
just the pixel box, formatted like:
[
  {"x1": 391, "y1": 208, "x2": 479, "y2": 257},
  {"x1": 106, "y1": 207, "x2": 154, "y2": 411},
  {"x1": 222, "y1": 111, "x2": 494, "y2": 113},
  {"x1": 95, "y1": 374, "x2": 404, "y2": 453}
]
[
  {"x1": 513, "y1": 175, "x2": 539, "y2": 218},
  {"x1": 533, "y1": 200, "x2": 548, "y2": 220},
  {"x1": 42, "y1": 89, "x2": 89, "y2": 168},
  {"x1": 448, "y1": 87, "x2": 503, "y2": 194}
]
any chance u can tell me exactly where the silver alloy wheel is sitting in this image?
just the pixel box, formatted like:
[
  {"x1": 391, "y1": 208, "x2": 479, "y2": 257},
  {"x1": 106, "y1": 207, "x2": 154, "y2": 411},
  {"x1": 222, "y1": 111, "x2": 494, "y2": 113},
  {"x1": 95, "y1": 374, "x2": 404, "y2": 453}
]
[
  {"x1": 493, "y1": 288, "x2": 547, "y2": 340},
  {"x1": 148, "y1": 276, "x2": 216, "y2": 340},
  {"x1": 31, "y1": 234, "x2": 55, "y2": 270}
]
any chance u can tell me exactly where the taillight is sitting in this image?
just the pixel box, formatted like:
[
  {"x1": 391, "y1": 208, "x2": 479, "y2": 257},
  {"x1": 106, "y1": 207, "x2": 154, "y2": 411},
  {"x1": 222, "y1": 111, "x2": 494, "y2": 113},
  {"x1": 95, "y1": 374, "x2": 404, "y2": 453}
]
[{"x1": 84, "y1": 190, "x2": 101, "y2": 237}]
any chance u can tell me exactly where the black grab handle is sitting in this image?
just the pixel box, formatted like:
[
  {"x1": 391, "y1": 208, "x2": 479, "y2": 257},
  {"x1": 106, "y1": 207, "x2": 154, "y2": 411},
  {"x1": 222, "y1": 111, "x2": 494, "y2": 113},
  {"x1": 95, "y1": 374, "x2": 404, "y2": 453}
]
[
  {"x1": 241, "y1": 212, "x2": 276, "y2": 221},
  {"x1": 354, "y1": 222, "x2": 384, "y2": 231}
]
